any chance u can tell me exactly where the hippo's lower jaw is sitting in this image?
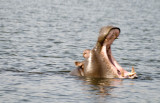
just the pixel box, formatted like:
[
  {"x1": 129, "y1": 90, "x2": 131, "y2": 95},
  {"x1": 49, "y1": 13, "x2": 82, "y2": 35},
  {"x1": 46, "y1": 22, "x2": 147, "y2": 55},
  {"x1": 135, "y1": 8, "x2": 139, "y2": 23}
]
[{"x1": 101, "y1": 38, "x2": 138, "y2": 79}]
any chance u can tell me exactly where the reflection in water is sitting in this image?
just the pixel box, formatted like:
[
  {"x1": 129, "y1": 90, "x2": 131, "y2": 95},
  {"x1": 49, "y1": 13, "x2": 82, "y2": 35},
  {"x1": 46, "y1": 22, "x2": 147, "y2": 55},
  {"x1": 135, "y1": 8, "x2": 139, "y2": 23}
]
[{"x1": 78, "y1": 77, "x2": 123, "y2": 96}]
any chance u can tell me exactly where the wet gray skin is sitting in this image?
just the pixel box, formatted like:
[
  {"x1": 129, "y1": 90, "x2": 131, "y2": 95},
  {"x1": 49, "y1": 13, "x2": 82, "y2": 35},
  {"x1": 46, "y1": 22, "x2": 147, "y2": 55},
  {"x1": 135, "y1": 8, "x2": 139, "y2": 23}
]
[{"x1": 70, "y1": 26, "x2": 137, "y2": 79}]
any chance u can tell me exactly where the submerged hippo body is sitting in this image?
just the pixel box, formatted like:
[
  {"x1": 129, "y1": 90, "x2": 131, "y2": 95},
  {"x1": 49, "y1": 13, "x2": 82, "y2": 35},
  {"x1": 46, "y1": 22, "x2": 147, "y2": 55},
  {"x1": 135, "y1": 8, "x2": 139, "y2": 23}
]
[{"x1": 70, "y1": 26, "x2": 137, "y2": 79}]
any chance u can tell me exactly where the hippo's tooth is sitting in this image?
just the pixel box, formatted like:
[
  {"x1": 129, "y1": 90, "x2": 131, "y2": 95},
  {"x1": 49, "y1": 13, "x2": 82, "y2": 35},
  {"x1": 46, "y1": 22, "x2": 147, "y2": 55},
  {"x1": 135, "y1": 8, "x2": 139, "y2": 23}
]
[
  {"x1": 131, "y1": 66, "x2": 135, "y2": 73},
  {"x1": 128, "y1": 67, "x2": 136, "y2": 76},
  {"x1": 121, "y1": 70, "x2": 124, "y2": 77}
]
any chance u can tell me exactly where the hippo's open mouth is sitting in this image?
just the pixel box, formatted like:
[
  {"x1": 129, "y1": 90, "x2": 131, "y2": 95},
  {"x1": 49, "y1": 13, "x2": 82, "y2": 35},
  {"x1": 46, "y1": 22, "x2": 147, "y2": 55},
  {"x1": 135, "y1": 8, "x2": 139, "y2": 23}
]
[
  {"x1": 106, "y1": 46, "x2": 125, "y2": 77},
  {"x1": 71, "y1": 26, "x2": 138, "y2": 79},
  {"x1": 101, "y1": 29, "x2": 137, "y2": 78}
]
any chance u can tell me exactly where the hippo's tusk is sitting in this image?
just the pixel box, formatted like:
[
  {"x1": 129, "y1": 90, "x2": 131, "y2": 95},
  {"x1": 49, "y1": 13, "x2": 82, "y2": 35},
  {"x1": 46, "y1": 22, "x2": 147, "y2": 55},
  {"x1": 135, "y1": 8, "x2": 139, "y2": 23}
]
[
  {"x1": 131, "y1": 66, "x2": 135, "y2": 73},
  {"x1": 121, "y1": 70, "x2": 124, "y2": 77},
  {"x1": 127, "y1": 67, "x2": 136, "y2": 77}
]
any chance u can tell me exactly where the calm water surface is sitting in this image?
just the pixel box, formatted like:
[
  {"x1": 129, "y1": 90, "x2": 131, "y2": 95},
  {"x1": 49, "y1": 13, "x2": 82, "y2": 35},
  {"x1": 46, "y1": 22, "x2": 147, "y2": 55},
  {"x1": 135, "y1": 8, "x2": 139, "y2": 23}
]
[{"x1": 0, "y1": 0, "x2": 160, "y2": 103}]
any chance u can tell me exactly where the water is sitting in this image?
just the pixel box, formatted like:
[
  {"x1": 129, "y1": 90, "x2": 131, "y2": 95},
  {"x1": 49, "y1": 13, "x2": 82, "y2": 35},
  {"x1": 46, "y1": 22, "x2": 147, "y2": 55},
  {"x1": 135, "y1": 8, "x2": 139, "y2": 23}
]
[{"x1": 0, "y1": 0, "x2": 160, "y2": 102}]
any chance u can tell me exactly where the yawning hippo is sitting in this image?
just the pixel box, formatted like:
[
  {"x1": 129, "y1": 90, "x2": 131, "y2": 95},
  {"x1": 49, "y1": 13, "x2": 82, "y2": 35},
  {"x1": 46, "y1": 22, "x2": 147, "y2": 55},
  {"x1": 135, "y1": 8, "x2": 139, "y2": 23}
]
[{"x1": 70, "y1": 26, "x2": 137, "y2": 79}]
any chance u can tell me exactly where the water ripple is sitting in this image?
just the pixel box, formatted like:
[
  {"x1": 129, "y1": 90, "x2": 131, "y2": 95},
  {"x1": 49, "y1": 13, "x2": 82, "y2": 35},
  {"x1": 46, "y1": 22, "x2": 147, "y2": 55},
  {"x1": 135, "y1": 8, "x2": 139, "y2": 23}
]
[{"x1": 0, "y1": 0, "x2": 160, "y2": 103}]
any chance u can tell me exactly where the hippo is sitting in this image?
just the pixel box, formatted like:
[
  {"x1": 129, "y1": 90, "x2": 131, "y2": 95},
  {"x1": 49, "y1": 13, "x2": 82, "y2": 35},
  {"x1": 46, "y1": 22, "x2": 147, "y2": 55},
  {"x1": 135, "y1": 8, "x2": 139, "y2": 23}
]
[{"x1": 70, "y1": 26, "x2": 137, "y2": 79}]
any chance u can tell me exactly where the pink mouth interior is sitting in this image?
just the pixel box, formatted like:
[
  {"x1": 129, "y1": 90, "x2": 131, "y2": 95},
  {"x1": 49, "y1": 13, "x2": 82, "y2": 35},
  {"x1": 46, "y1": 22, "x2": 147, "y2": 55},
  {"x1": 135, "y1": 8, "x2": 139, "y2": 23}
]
[
  {"x1": 106, "y1": 47, "x2": 127, "y2": 77},
  {"x1": 101, "y1": 29, "x2": 130, "y2": 78}
]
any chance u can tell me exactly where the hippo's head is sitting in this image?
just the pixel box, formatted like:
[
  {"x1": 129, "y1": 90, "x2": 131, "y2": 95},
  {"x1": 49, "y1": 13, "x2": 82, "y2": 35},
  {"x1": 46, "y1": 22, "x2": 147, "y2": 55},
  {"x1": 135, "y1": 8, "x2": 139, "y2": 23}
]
[
  {"x1": 71, "y1": 26, "x2": 138, "y2": 79},
  {"x1": 93, "y1": 26, "x2": 137, "y2": 78}
]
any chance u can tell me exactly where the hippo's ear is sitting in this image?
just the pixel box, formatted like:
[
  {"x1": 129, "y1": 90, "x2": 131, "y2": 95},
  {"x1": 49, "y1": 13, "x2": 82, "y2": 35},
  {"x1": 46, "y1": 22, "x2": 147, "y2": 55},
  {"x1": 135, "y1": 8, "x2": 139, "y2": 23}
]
[
  {"x1": 83, "y1": 49, "x2": 91, "y2": 58},
  {"x1": 75, "y1": 61, "x2": 83, "y2": 67}
]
